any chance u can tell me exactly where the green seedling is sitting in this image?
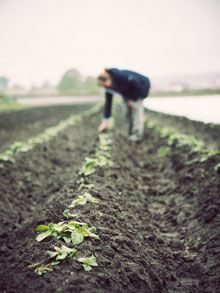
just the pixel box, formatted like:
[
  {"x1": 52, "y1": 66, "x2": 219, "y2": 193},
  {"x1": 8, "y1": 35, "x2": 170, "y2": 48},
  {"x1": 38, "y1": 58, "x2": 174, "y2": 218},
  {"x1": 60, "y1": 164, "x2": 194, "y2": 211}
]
[
  {"x1": 78, "y1": 255, "x2": 98, "y2": 271},
  {"x1": 157, "y1": 146, "x2": 170, "y2": 158},
  {"x1": 200, "y1": 150, "x2": 220, "y2": 163},
  {"x1": 99, "y1": 133, "x2": 113, "y2": 145},
  {"x1": 145, "y1": 117, "x2": 219, "y2": 171},
  {"x1": 81, "y1": 158, "x2": 97, "y2": 176},
  {"x1": 10, "y1": 142, "x2": 31, "y2": 153},
  {"x1": 78, "y1": 183, "x2": 94, "y2": 191},
  {"x1": 69, "y1": 192, "x2": 98, "y2": 208},
  {"x1": 28, "y1": 263, "x2": 53, "y2": 276},
  {"x1": 47, "y1": 245, "x2": 77, "y2": 261},
  {"x1": 0, "y1": 150, "x2": 14, "y2": 162},
  {"x1": 96, "y1": 154, "x2": 112, "y2": 166},
  {"x1": 36, "y1": 220, "x2": 99, "y2": 246},
  {"x1": 70, "y1": 224, "x2": 99, "y2": 245},
  {"x1": 63, "y1": 209, "x2": 78, "y2": 219},
  {"x1": 214, "y1": 162, "x2": 220, "y2": 172},
  {"x1": 80, "y1": 155, "x2": 112, "y2": 176},
  {"x1": 0, "y1": 142, "x2": 32, "y2": 162},
  {"x1": 28, "y1": 262, "x2": 41, "y2": 269},
  {"x1": 146, "y1": 119, "x2": 204, "y2": 152},
  {"x1": 98, "y1": 144, "x2": 111, "y2": 151},
  {"x1": 79, "y1": 132, "x2": 113, "y2": 176}
]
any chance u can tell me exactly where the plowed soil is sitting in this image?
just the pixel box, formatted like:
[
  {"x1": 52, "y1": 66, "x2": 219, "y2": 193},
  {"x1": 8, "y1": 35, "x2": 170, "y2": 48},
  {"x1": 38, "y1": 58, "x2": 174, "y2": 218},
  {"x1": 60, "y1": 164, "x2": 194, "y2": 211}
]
[
  {"x1": 0, "y1": 104, "x2": 90, "y2": 152},
  {"x1": 0, "y1": 105, "x2": 219, "y2": 292}
]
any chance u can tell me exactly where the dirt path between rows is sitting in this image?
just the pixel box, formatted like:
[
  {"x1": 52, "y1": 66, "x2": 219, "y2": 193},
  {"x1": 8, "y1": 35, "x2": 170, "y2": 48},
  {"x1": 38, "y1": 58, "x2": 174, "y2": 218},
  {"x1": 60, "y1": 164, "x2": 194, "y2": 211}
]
[
  {"x1": 0, "y1": 104, "x2": 90, "y2": 152},
  {"x1": 0, "y1": 109, "x2": 99, "y2": 235},
  {"x1": 0, "y1": 108, "x2": 219, "y2": 292}
]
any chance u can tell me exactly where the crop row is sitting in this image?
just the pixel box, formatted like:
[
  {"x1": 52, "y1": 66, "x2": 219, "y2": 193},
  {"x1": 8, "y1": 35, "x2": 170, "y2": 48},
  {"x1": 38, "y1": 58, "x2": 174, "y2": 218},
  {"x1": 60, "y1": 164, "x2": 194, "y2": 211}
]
[
  {"x1": 29, "y1": 131, "x2": 113, "y2": 275},
  {"x1": 145, "y1": 118, "x2": 220, "y2": 171},
  {"x1": 0, "y1": 103, "x2": 102, "y2": 163}
]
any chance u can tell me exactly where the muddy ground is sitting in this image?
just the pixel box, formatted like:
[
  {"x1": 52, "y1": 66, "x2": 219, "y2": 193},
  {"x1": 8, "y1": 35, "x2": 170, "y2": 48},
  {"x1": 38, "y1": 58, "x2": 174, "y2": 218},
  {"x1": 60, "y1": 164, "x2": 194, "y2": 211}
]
[
  {"x1": 0, "y1": 104, "x2": 90, "y2": 152},
  {"x1": 0, "y1": 105, "x2": 219, "y2": 292}
]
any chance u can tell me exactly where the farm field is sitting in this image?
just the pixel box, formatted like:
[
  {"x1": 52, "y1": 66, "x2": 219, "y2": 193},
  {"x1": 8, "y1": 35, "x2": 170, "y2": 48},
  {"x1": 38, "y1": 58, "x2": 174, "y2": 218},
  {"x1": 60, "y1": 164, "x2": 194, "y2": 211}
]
[
  {"x1": 0, "y1": 103, "x2": 219, "y2": 292},
  {"x1": 0, "y1": 104, "x2": 90, "y2": 152}
]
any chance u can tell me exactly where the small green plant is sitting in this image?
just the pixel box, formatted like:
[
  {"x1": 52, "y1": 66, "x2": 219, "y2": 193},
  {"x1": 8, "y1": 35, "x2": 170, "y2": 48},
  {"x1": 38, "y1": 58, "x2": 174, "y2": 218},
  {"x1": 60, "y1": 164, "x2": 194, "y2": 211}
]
[
  {"x1": 78, "y1": 183, "x2": 94, "y2": 191},
  {"x1": 79, "y1": 133, "x2": 113, "y2": 176},
  {"x1": 200, "y1": 150, "x2": 220, "y2": 162},
  {"x1": 145, "y1": 117, "x2": 220, "y2": 170},
  {"x1": 157, "y1": 146, "x2": 170, "y2": 158},
  {"x1": 63, "y1": 209, "x2": 78, "y2": 219},
  {"x1": 0, "y1": 142, "x2": 31, "y2": 162},
  {"x1": 214, "y1": 162, "x2": 220, "y2": 172},
  {"x1": 0, "y1": 150, "x2": 14, "y2": 162},
  {"x1": 47, "y1": 245, "x2": 77, "y2": 261},
  {"x1": 78, "y1": 255, "x2": 98, "y2": 271},
  {"x1": 10, "y1": 142, "x2": 31, "y2": 153},
  {"x1": 36, "y1": 220, "x2": 99, "y2": 245},
  {"x1": 69, "y1": 192, "x2": 98, "y2": 208},
  {"x1": 96, "y1": 154, "x2": 112, "y2": 166},
  {"x1": 28, "y1": 262, "x2": 40, "y2": 268},
  {"x1": 28, "y1": 263, "x2": 53, "y2": 275},
  {"x1": 80, "y1": 158, "x2": 97, "y2": 176}
]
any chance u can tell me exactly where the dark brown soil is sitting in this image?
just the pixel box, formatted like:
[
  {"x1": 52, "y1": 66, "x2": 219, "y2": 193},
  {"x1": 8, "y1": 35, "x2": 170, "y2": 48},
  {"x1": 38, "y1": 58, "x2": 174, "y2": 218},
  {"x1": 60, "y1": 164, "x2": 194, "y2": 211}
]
[
  {"x1": 0, "y1": 104, "x2": 90, "y2": 152},
  {"x1": 0, "y1": 106, "x2": 219, "y2": 292},
  {"x1": 145, "y1": 109, "x2": 220, "y2": 150},
  {"x1": 0, "y1": 106, "x2": 99, "y2": 234}
]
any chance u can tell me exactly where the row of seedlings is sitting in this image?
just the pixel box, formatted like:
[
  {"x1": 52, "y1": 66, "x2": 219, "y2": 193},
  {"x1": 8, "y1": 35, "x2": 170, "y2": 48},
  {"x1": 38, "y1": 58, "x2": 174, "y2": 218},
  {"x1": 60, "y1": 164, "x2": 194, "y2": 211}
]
[
  {"x1": 0, "y1": 103, "x2": 102, "y2": 163},
  {"x1": 145, "y1": 118, "x2": 220, "y2": 172},
  {"x1": 29, "y1": 131, "x2": 113, "y2": 275}
]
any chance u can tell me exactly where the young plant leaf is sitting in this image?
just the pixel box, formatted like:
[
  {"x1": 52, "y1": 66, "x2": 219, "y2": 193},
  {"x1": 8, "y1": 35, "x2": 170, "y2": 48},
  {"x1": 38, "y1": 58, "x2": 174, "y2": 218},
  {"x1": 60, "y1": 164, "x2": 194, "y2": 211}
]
[
  {"x1": 36, "y1": 225, "x2": 49, "y2": 232},
  {"x1": 69, "y1": 192, "x2": 98, "y2": 208},
  {"x1": 78, "y1": 255, "x2": 98, "y2": 271},
  {"x1": 34, "y1": 264, "x2": 53, "y2": 275},
  {"x1": 47, "y1": 245, "x2": 77, "y2": 262},
  {"x1": 56, "y1": 252, "x2": 68, "y2": 260},
  {"x1": 63, "y1": 209, "x2": 78, "y2": 219},
  {"x1": 36, "y1": 230, "x2": 52, "y2": 242},
  {"x1": 71, "y1": 230, "x2": 84, "y2": 245},
  {"x1": 28, "y1": 262, "x2": 40, "y2": 269},
  {"x1": 78, "y1": 183, "x2": 94, "y2": 191}
]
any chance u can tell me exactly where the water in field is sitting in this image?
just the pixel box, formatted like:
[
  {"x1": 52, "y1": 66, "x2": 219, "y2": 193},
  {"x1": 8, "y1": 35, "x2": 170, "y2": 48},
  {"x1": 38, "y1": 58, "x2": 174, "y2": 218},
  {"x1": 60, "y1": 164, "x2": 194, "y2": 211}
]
[{"x1": 144, "y1": 95, "x2": 220, "y2": 124}]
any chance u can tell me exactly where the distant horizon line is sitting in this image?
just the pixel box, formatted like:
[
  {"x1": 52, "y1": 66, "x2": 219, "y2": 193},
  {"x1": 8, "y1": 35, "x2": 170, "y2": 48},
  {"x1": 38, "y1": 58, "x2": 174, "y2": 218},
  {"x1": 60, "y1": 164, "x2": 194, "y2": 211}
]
[{"x1": 1, "y1": 69, "x2": 220, "y2": 88}]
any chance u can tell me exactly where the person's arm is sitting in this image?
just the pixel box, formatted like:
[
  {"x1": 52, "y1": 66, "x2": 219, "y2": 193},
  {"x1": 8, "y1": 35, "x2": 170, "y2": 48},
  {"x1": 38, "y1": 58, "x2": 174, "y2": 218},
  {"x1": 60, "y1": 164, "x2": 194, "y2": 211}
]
[
  {"x1": 103, "y1": 91, "x2": 113, "y2": 119},
  {"x1": 98, "y1": 91, "x2": 113, "y2": 132}
]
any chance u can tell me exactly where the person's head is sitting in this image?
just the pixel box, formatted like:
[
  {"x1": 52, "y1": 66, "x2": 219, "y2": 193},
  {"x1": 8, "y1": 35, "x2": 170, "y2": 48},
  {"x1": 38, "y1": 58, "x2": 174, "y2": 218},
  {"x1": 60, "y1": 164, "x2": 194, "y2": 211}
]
[{"x1": 97, "y1": 68, "x2": 113, "y2": 88}]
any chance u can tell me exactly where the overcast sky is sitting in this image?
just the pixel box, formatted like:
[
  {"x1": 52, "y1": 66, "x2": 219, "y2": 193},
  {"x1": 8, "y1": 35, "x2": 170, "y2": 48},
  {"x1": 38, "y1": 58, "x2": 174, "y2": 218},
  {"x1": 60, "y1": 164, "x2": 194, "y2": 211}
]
[{"x1": 0, "y1": 0, "x2": 219, "y2": 87}]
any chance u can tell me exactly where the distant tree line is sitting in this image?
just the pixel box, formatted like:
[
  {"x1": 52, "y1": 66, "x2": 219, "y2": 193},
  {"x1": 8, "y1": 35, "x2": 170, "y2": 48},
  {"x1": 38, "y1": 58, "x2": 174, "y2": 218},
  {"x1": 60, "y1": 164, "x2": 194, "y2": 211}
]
[
  {"x1": 0, "y1": 76, "x2": 9, "y2": 91},
  {"x1": 58, "y1": 69, "x2": 100, "y2": 95},
  {"x1": 0, "y1": 69, "x2": 101, "y2": 96}
]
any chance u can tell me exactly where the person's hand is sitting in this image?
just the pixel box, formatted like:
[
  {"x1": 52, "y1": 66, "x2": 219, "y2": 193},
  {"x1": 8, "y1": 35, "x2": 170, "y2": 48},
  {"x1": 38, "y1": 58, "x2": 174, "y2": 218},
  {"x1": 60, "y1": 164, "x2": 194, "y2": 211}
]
[
  {"x1": 127, "y1": 100, "x2": 133, "y2": 108},
  {"x1": 98, "y1": 120, "x2": 109, "y2": 132}
]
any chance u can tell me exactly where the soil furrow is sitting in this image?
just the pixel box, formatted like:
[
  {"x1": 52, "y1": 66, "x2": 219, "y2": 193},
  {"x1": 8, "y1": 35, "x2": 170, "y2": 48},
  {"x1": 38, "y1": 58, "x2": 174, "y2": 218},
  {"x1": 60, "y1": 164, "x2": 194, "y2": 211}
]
[
  {"x1": 0, "y1": 109, "x2": 100, "y2": 235},
  {"x1": 0, "y1": 107, "x2": 219, "y2": 292},
  {"x1": 145, "y1": 108, "x2": 220, "y2": 150},
  {"x1": 0, "y1": 104, "x2": 91, "y2": 152}
]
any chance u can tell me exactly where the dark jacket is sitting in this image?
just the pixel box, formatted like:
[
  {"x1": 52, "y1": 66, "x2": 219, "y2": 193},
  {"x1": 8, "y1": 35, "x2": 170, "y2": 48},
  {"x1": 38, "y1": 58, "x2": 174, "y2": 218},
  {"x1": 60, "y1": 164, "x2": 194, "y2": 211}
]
[{"x1": 103, "y1": 68, "x2": 150, "y2": 119}]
